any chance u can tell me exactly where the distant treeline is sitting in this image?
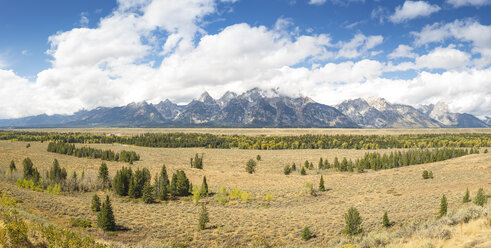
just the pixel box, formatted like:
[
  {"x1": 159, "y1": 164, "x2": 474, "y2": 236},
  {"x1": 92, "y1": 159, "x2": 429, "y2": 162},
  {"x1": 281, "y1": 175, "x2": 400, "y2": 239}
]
[
  {"x1": 1, "y1": 131, "x2": 490, "y2": 150},
  {"x1": 47, "y1": 142, "x2": 140, "y2": 163}
]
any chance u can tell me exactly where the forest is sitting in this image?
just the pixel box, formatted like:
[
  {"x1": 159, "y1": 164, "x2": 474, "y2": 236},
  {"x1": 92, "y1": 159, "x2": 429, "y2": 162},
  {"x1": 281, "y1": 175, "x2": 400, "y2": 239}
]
[{"x1": 1, "y1": 131, "x2": 490, "y2": 150}]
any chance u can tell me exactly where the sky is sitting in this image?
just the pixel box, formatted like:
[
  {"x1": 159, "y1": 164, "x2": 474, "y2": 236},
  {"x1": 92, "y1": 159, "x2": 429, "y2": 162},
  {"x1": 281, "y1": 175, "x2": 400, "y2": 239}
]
[{"x1": 0, "y1": 0, "x2": 490, "y2": 119}]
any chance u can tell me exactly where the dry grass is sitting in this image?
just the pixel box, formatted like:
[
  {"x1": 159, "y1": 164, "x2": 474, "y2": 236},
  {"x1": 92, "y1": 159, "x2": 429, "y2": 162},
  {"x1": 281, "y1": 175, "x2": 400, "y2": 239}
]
[
  {"x1": 0, "y1": 139, "x2": 490, "y2": 247},
  {"x1": 5, "y1": 127, "x2": 491, "y2": 136}
]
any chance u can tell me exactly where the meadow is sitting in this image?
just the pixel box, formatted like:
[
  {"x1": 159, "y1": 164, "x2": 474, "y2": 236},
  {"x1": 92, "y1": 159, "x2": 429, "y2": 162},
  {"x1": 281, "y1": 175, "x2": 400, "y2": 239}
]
[{"x1": 0, "y1": 128, "x2": 489, "y2": 247}]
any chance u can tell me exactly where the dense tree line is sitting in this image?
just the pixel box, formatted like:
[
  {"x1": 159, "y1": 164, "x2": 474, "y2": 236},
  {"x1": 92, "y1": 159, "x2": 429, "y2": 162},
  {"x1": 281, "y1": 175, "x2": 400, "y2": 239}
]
[
  {"x1": 1, "y1": 131, "x2": 490, "y2": 150},
  {"x1": 315, "y1": 147, "x2": 471, "y2": 173},
  {"x1": 47, "y1": 142, "x2": 139, "y2": 163}
]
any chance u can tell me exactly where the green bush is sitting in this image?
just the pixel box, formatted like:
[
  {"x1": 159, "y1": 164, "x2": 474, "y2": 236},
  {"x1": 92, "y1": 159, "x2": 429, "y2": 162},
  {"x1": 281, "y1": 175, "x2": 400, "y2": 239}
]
[
  {"x1": 382, "y1": 211, "x2": 390, "y2": 228},
  {"x1": 283, "y1": 165, "x2": 292, "y2": 175},
  {"x1": 301, "y1": 226, "x2": 312, "y2": 241},
  {"x1": 422, "y1": 170, "x2": 429, "y2": 179},
  {"x1": 319, "y1": 176, "x2": 325, "y2": 192},
  {"x1": 245, "y1": 159, "x2": 257, "y2": 174},
  {"x1": 70, "y1": 219, "x2": 92, "y2": 228},
  {"x1": 473, "y1": 188, "x2": 487, "y2": 207},
  {"x1": 91, "y1": 194, "x2": 101, "y2": 212}
]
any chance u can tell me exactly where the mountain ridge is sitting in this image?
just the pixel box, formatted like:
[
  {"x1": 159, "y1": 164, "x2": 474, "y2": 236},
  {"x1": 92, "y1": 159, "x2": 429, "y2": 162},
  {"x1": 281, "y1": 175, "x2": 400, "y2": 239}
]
[{"x1": 0, "y1": 88, "x2": 488, "y2": 128}]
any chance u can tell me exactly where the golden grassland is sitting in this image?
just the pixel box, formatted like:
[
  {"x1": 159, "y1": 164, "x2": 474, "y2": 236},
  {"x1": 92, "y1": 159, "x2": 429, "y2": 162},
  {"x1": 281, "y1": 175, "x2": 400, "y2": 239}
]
[
  {"x1": 0, "y1": 139, "x2": 489, "y2": 247},
  {"x1": 5, "y1": 127, "x2": 491, "y2": 136}
]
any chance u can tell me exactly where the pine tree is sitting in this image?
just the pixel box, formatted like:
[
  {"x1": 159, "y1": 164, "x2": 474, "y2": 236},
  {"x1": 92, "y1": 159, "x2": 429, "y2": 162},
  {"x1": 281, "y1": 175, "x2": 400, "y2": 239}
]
[
  {"x1": 318, "y1": 176, "x2": 325, "y2": 192},
  {"x1": 98, "y1": 162, "x2": 110, "y2": 188},
  {"x1": 142, "y1": 181, "x2": 154, "y2": 204},
  {"x1": 301, "y1": 226, "x2": 312, "y2": 241},
  {"x1": 170, "y1": 170, "x2": 190, "y2": 196},
  {"x1": 22, "y1": 157, "x2": 34, "y2": 179},
  {"x1": 157, "y1": 165, "x2": 170, "y2": 200},
  {"x1": 463, "y1": 188, "x2": 471, "y2": 203},
  {"x1": 245, "y1": 159, "x2": 257, "y2": 174},
  {"x1": 256, "y1": 155, "x2": 261, "y2": 161},
  {"x1": 200, "y1": 176, "x2": 208, "y2": 196},
  {"x1": 9, "y1": 160, "x2": 16, "y2": 173},
  {"x1": 439, "y1": 194, "x2": 447, "y2": 218},
  {"x1": 382, "y1": 211, "x2": 390, "y2": 228},
  {"x1": 198, "y1": 204, "x2": 209, "y2": 230},
  {"x1": 343, "y1": 207, "x2": 363, "y2": 236},
  {"x1": 474, "y1": 188, "x2": 487, "y2": 207},
  {"x1": 300, "y1": 167, "x2": 307, "y2": 175},
  {"x1": 113, "y1": 166, "x2": 132, "y2": 196},
  {"x1": 91, "y1": 194, "x2": 101, "y2": 212},
  {"x1": 318, "y1": 158, "x2": 323, "y2": 170},
  {"x1": 97, "y1": 196, "x2": 116, "y2": 231},
  {"x1": 291, "y1": 163, "x2": 296, "y2": 171}
]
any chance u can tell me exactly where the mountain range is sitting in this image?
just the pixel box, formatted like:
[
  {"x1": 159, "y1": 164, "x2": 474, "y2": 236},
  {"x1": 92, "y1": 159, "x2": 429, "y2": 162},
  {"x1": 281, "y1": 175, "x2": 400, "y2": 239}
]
[{"x1": 0, "y1": 88, "x2": 488, "y2": 128}]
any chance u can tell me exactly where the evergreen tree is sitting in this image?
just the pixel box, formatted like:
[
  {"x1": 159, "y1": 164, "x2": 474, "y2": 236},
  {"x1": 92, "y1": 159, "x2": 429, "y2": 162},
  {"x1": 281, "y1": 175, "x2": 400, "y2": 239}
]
[
  {"x1": 291, "y1": 163, "x2": 296, "y2": 171},
  {"x1": 301, "y1": 226, "x2": 312, "y2": 241},
  {"x1": 318, "y1": 176, "x2": 325, "y2": 192},
  {"x1": 245, "y1": 159, "x2": 257, "y2": 174},
  {"x1": 439, "y1": 194, "x2": 447, "y2": 218},
  {"x1": 200, "y1": 176, "x2": 208, "y2": 196},
  {"x1": 304, "y1": 160, "x2": 309, "y2": 168},
  {"x1": 97, "y1": 196, "x2": 116, "y2": 231},
  {"x1": 91, "y1": 194, "x2": 101, "y2": 212},
  {"x1": 463, "y1": 188, "x2": 471, "y2": 203},
  {"x1": 113, "y1": 166, "x2": 132, "y2": 196},
  {"x1": 129, "y1": 168, "x2": 151, "y2": 198},
  {"x1": 142, "y1": 181, "x2": 154, "y2": 204},
  {"x1": 283, "y1": 165, "x2": 292, "y2": 175},
  {"x1": 318, "y1": 158, "x2": 323, "y2": 170},
  {"x1": 98, "y1": 162, "x2": 110, "y2": 188},
  {"x1": 156, "y1": 165, "x2": 170, "y2": 200},
  {"x1": 170, "y1": 170, "x2": 190, "y2": 196},
  {"x1": 382, "y1": 211, "x2": 390, "y2": 228},
  {"x1": 343, "y1": 207, "x2": 363, "y2": 236},
  {"x1": 333, "y1": 157, "x2": 340, "y2": 169},
  {"x1": 9, "y1": 160, "x2": 16, "y2": 173},
  {"x1": 300, "y1": 167, "x2": 307, "y2": 175},
  {"x1": 474, "y1": 188, "x2": 487, "y2": 207},
  {"x1": 198, "y1": 204, "x2": 209, "y2": 230},
  {"x1": 256, "y1": 155, "x2": 261, "y2": 161},
  {"x1": 422, "y1": 170, "x2": 429, "y2": 179},
  {"x1": 22, "y1": 157, "x2": 34, "y2": 179},
  {"x1": 191, "y1": 153, "x2": 204, "y2": 169}
]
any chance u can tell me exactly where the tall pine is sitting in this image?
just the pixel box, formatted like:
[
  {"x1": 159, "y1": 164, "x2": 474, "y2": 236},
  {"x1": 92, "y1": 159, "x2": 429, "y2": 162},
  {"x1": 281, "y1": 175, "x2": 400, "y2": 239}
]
[
  {"x1": 97, "y1": 196, "x2": 116, "y2": 231},
  {"x1": 318, "y1": 176, "x2": 325, "y2": 192},
  {"x1": 200, "y1": 176, "x2": 208, "y2": 196}
]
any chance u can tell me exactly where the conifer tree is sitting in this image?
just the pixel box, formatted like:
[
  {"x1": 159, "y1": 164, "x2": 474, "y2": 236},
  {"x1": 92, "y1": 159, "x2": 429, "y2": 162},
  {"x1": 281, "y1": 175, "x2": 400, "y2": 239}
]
[
  {"x1": 200, "y1": 176, "x2": 208, "y2": 196},
  {"x1": 142, "y1": 181, "x2": 154, "y2": 204},
  {"x1": 170, "y1": 170, "x2": 190, "y2": 196},
  {"x1": 439, "y1": 194, "x2": 447, "y2": 218},
  {"x1": 291, "y1": 163, "x2": 296, "y2": 171},
  {"x1": 198, "y1": 204, "x2": 209, "y2": 230},
  {"x1": 319, "y1": 176, "x2": 325, "y2": 192},
  {"x1": 22, "y1": 157, "x2": 34, "y2": 179},
  {"x1": 318, "y1": 158, "x2": 323, "y2": 170},
  {"x1": 256, "y1": 155, "x2": 261, "y2": 161},
  {"x1": 113, "y1": 166, "x2": 132, "y2": 196},
  {"x1": 98, "y1": 162, "x2": 110, "y2": 189},
  {"x1": 429, "y1": 171, "x2": 433, "y2": 179},
  {"x1": 97, "y1": 196, "x2": 116, "y2": 231},
  {"x1": 245, "y1": 159, "x2": 257, "y2": 174},
  {"x1": 382, "y1": 211, "x2": 390, "y2": 228},
  {"x1": 91, "y1": 194, "x2": 101, "y2": 212},
  {"x1": 463, "y1": 188, "x2": 471, "y2": 203},
  {"x1": 9, "y1": 160, "x2": 16, "y2": 173},
  {"x1": 157, "y1": 165, "x2": 170, "y2": 200},
  {"x1": 343, "y1": 207, "x2": 363, "y2": 236},
  {"x1": 474, "y1": 188, "x2": 487, "y2": 207},
  {"x1": 422, "y1": 170, "x2": 429, "y2": 179},
  {"x1": 300, "y1": 167, "x2": 307, "y2": 175}
]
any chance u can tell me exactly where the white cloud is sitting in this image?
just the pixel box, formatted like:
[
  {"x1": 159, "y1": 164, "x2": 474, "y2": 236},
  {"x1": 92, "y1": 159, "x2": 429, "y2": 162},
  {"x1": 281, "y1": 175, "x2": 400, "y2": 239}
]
[
  {"x1": 412, "y1": 19, "x2": 491, "y2": 67},
  {"x1": 388, "y1": 46, "x2": 471, "y2": 71},
  {"x1": 336, "y1": 33, "x2": 383, "y2": 58},
  {"x1": 446, "y1": 0, "x2": 491, "y2": 7},
  {"x1": 79, "y1": 13, "x2": 89, "y2": 27},
  {"x1": 389, "y1": 1, "x2": 441, "y2": 23},
  {"x1": 388, "y1": 44, "x2": 417, "y2": 59},
  {"x1": 308, "y1": 0, "x2": 327, "y2": 5}
]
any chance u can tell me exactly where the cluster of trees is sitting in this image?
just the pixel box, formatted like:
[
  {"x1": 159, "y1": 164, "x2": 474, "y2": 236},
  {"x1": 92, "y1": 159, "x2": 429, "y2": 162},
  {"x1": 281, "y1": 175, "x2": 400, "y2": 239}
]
[
  {"x1": 422, "y1": 170, "x2": 434, "y2": 179},
  {"x1": 308, "y1": 147, "x2": 470, "y2": 174},
  {"x1": 2, "y1": 131, "x2": 490, "y2": 150},
  {"x1": 47, "y1": 142, "x2": 140, "y2": 163},
  {"x1": 112, "y1": 165, "x2": 199, "y2": 203},
  {"x1": 190, "y1": 153, "x2": 203, "y2": 169}
]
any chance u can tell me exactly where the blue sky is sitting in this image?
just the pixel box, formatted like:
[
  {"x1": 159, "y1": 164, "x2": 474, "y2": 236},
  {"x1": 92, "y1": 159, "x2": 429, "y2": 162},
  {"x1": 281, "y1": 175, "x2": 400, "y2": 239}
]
[{"x1": 0, "y1": 0, "x2": 490, "y2": 118}]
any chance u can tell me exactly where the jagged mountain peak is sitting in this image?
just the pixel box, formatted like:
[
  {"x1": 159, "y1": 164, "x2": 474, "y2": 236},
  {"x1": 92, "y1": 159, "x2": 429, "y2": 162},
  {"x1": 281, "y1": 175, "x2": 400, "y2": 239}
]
[
  {"x1": 198, "y1": 91, "x2": 215, "y2": 103},
  {"x1": 366, "y1": 97, "x2": 390, "y2": 110}
]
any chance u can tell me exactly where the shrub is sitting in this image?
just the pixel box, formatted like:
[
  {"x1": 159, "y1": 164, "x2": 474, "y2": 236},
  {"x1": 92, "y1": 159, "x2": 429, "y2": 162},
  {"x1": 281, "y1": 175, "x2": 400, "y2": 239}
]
[
  {"x1": 8, "y1": 160, "x2": 16, "y2": 173},
  {"x1": 300, "y1": 167, "x2": 306, "y2": 175},
  {"x1": 463, "y1": 188, "x2": 471, "y2": 203},
  {"x1": 256, "y1": 155, "x2": 261, "y2": 161},
  {"x1": 439, "y1": 194, "x2": 448, "y2": 218},
  {"x1": 382, "y1": 211, "x2": 390, "y2": 228},
  {"x1": 422, "y1": 170, "x2": 429, "y2": 179},
  {"x1": 291, "y1": 163, "x2": 296, "y2": 171},
  {"x1": 305, "y1": 182, "x2": 316, "y2": 197},
  {"x1": 229, "y1": 188, "x2": 242, "y2": 200},
  {"x1": 343, "y1": 207, "x2": 363, "y2": 236},
  {"x1": 198, "y1": 204, "x2": 209, "y2": 230},
  {"x1": 301, "y1": 226, "x2": 312, "y2": 241},
  {"x1": 429, "y1": 171, "x2": 433, "y2": 179},
  {"x1": 97, "y1": 196, "x2": 116, "y2": 231},
  {"x1": 70, "y1": 219, "x2": 92, "y2": 228},
  {"x1": 473, "y1": 188, "x2": 487, "y2": 207},
  {"x1": 283, "y1": 165, "x2": 292, "y2": 175},
  {"x1": 245, "y1": 159, "x2": 257, "y2": 174},
  {"x1": 241, "y1": 192, "x2": 253, "y2": 203},
  {"x1": 319, "y1": 176, "x2": 325, "y2": 192},
  {"x1": 91, "y1": 194, "x2": 101, "y2": 212},
  {"x1": 262, "y1": 193, "x2": 274, "y2": 201},
  {"x1": 192, "y1": 187, "x2": 201, "y2": 205}
]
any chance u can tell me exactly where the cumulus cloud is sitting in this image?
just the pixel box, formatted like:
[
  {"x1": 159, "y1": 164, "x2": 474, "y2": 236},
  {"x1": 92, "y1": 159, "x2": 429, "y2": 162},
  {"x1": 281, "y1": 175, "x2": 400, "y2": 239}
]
[
  {"x1": 446, "y1": 0, "x2": 491, "y2": 7},
  {"x1": 389, "y1": 1, "x2": 441, "y2": 23},
  {"x1": 412, "y1": 19, "x2": 491, "y2": 67},
  {"x1": 308, "y1": 0, "x2": 327, "y2": 5},
  {"x1": 388, "y1": 44, "x2": 417, "y2": 59},
  {"x1": 0, "y1": 0, "x2": 489, "y2": 119}
]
